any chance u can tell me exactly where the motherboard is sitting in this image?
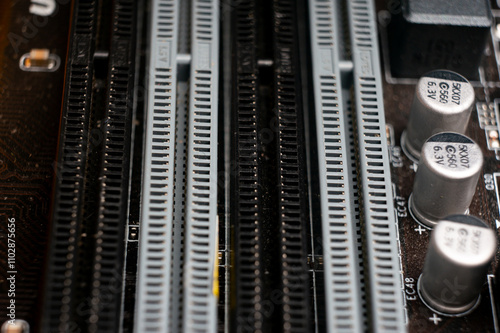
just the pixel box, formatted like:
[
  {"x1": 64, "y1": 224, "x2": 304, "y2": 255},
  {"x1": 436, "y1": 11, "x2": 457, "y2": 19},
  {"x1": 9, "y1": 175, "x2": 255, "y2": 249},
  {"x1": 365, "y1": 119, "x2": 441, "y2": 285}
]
[{"x1": 0, "y1": 0, "x2": 499, "y2": 332}]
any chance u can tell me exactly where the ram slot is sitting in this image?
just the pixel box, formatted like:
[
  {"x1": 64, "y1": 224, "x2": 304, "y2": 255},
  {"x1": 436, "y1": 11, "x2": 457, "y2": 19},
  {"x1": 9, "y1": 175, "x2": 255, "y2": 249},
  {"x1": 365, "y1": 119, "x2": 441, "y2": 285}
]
[
  {"x1": 229, "y1": 0, "x2": 266, "y2": 331},
  {"x1": 182, "y1": 0, "x2": 220, "y2": 331},
  {"x1": 89, "y1": 0, "x2": 141, "y2": 331},
  {"x1": 134, "y1": 0, "x2": 179, "y2": 331},
  {"x1": 346, "y1": 0, "x2": 406, "y2": 332},
  {"x1": 135, "y1": 0, "x2": 220, "y2": 332},
  {"x1": 306, "y1": 0, "x2": 365, "y2": 332},
  {"x1": 41, "y1": 0, "x2": 141, "y2": 331},
  {"x1": 41, "y1": 1, "x2": 98, "y2": 331},
  {"x1": 228, "y1": 1, "x2": 312, "y2": 330},
  {"x1": 272, "y1": 1, "x2": 312, "y2": 331}
]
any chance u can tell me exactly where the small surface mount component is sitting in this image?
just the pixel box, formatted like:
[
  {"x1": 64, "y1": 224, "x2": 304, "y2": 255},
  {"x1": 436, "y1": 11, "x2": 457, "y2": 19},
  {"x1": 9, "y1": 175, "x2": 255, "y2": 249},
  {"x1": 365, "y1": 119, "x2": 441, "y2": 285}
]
[
  {"x1": 387, "y1": 0, "x2": 492, "y2": 79},
  {"x1": 19, "y1": 48, "x2": 60, "y2": 72}
]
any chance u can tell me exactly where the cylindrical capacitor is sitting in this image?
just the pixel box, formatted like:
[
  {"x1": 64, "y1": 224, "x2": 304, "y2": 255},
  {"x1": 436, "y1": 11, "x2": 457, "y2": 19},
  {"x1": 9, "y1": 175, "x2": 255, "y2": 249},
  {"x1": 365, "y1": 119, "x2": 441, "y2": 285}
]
[
  {"x1": 409, "y1": 132, "x2": 483, "y2": 228},
  {"x1": 418, "y1": 215, "x2": 496, "y2": 315},
  {"x1": 402, "y1": 70, "x2": 475, "y2": 162}
]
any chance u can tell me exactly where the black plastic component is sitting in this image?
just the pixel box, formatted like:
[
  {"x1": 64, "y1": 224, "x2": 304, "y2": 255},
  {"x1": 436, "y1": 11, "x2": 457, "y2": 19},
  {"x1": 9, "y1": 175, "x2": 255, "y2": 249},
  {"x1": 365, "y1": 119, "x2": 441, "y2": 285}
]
[
  {"x1": 272, "y1": 1, "x2": 312, "y2": 331},
  {"x1": 230, "y1": 1, "x2": 266, "y2": 331},
  {"x1": 41, "y1": 0, "x2": 141, "y2": 331},
  {"x1": 387, "y1": 0, "x2": 492, "y2": 79},
  {"x1": 229, "y1": 0, "x2": 312, "y2": 331}
]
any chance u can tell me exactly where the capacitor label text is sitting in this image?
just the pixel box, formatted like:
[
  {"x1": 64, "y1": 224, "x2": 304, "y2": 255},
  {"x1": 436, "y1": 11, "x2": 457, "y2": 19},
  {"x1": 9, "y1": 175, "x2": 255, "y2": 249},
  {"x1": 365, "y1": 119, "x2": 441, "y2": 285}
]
[
  {"x1": 425, "y1": 80, "x2": 462, "y2": 105},
  {"x1": 431, "y1": 144, "x2": 470, "y2": 169}
]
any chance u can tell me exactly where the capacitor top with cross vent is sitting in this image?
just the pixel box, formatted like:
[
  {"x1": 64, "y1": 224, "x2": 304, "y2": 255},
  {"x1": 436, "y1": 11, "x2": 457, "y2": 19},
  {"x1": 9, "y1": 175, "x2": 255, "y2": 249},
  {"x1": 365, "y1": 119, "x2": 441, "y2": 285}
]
[{"x1": 402, "y1": 70, "x2": 475, "y2": 162}]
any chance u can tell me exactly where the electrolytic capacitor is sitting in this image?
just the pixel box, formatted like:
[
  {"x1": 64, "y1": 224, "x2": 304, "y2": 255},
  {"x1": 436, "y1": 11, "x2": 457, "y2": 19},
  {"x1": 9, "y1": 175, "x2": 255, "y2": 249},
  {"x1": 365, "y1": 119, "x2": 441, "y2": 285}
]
[
  {"x1": 409, "y1": 132, "x2": 483, "y2": 228},
  {"x1": 418, "y1": 215, "x2": 496, "y2": 315},
  {"x1": 402, "y1": 70, "x2": 475, "y2": 162}
]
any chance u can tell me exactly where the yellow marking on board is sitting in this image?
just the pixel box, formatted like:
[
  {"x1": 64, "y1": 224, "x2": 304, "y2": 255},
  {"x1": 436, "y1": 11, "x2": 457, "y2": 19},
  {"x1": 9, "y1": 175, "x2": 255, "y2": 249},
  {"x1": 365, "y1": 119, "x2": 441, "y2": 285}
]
[
  {"x1": 213, "y1": 249, "x2": 219, "y2": 298},
  {"x1": 213, "y1": 216, "x2": 220, "y2": 298}
]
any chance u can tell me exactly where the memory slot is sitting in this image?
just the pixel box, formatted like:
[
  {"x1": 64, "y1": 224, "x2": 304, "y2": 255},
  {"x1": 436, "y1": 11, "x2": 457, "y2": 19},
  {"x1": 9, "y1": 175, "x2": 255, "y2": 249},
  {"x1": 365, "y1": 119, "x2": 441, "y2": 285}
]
[
  {"x1": 229, "y1": 0, "x2": 265, "y2": 332},
  {"x1": 41, "y1": 1, "x2": 99, "y2": 331},
  {"x1": 89, "y1": 0, "x2": 141, "y2": 331},
  {"x1": 229, "y1": 0, "x2": 312, "y2": 331},
  {"x1": 346, "y1": 0, "x2": 406, "y2": 332},
  {"x1": 134, "y1": 0, "x2": 179, "y2": 330},
  {"x1": 41, "y1": 0, "x2": 141, "y2": 331},
  {"x1": 272, "y1": 1, "x2": 312, "y2": 331},
  {"x1": 307, "y1": 0, "x2": 365, "y2": 332},
  {"x1": 134, "y1": 0, "x2": 220, "y2": 332},
  {"x1": 182, "y1": 0, "x2": 220, "y2": 329}
]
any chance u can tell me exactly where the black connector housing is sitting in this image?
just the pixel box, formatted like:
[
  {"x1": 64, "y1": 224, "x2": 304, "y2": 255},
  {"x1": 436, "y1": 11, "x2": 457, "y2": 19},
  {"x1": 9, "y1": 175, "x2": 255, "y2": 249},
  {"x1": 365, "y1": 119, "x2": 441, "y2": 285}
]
[{"x1": 387, "y1": 0, "x2": 492, "y2": 79}]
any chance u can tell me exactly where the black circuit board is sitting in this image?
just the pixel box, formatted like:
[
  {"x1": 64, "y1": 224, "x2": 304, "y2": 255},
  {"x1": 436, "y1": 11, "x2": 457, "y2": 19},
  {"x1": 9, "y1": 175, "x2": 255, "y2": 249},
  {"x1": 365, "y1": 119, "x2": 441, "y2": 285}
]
[
  {"x1": 2, "y1": 0, "x2": 500, "y2": 332},
  {"x1": 0, "y1": 0, "x2": 71, "y2": 327}
]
